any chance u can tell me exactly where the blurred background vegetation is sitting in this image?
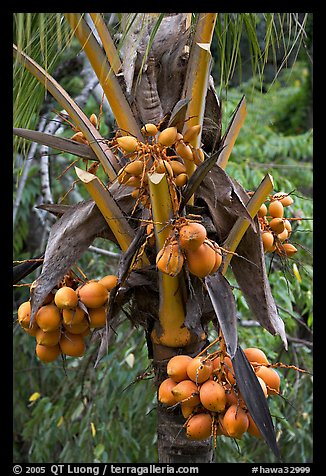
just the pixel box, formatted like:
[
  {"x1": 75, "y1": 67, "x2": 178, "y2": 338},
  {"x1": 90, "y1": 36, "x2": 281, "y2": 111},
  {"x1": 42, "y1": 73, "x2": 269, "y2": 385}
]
[{"x1": 13, "y1": 13, "x2": 313, "y2": 464}]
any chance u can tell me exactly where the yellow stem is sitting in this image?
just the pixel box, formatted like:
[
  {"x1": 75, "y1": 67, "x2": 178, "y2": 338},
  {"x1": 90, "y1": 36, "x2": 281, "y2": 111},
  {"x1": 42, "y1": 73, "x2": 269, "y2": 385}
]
[
  {"x1": 217, "y1": 96, "x2": 247, "y2": 171},
  {"x1": 182, "y1": 13, "x2": 217, "y2": 204},
  {"x1": 75, "y1": 167, "x2": 149, "y2": 268},
  {"x1": 64, "y1": 13, "x2": 143, "y2": 141},
  {"x1": 89, "y1": 13, "x2": 122, "y2": 74},
  {"x1": 148, "y1": 172, "x2": 192, "y2": 347},
  {"x1": 221, "y1": 173, "x2": 274, "y2": 275}
]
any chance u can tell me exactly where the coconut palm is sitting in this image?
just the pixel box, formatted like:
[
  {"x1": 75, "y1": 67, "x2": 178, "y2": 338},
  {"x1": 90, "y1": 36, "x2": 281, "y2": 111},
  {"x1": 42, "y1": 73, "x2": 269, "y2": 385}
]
[{"x1": 13, "y1": 13, "x2": 310, "y2": 463}]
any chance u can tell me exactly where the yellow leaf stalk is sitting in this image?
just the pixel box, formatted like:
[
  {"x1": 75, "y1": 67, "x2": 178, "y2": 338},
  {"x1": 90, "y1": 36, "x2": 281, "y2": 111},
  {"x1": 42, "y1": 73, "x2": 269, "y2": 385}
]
[
  {"x1": 148, "y1": 172, "x2": 192, "y2": 347},
  {"x1": 217, "y1": 96, "x2": 247, "y2": 170},
  {"x1": 75, "y1": 167, "x2": 149, "y2": 268},
  {"x1": 89, "y1": 13, "x2": 122, "y2": 75},
  {"x1": 64, "y1": 14, "x2": 143, "y2": 141},
  {"x1": 182, "y1": 13, "x2": 217, "y2": 204},
  {"x1": 221, "y1": 173, "x2": 274, "y2": 275}
]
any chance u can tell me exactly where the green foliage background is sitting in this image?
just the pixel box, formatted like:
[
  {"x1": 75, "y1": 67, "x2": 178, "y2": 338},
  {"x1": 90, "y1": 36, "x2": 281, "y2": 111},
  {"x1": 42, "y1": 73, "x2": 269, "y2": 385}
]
[{"x1": 13, "y1": 18, "x2": 313, "y2": 464}]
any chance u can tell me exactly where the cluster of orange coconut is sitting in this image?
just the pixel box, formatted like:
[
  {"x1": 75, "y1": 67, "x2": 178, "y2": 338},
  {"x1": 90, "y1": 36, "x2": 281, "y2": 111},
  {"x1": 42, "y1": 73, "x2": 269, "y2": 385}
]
[
  {"x1": 156, "y1": 219, "x2": 222, "y2": 278},
  {"x1": 258, "y1": 192, "x2": 298, "y2": 258},
  {"x1": 112, "y1": 123, "x2": 204, "y2": 209},
  {"x1": 158, "y1": 346, "x2": 281, "y2": 441},
  {"x1": 17, "y1": 274, "x2": 118, "y2": 363}
]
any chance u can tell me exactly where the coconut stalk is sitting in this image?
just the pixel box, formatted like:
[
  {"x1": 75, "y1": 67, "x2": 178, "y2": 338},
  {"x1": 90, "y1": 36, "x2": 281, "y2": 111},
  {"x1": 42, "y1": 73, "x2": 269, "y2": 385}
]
[
  {"x1": 148, "y1": 172, "x2": 191, "y2": 348},
  {"x1": 182, "y1": 13, "x2": 217, "y2": 203},
  {"x1": 75, "y1": 167, "x2": 149, "y2": 268},
  {"x1": 221, "y1": 173, "x2": 274, "y2": 275},
  {"x1": 64, "y1": 13, "x2": 143, "y2": 141},
  {"x1": 13, "y1": 44, "x2": 118, "y2": 181},
  {"x1": 89, "y1": 13, "x2": 122, "y2": 75},
  {"x1": 217, "y1": 95, "x2": 247, "y2": 170}
]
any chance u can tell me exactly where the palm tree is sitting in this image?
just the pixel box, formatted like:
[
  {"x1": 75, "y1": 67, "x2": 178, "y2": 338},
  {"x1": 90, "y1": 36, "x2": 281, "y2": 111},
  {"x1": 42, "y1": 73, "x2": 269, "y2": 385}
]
[{"x1": 13, "y1": 13, "x2": 310, "y2": 463}]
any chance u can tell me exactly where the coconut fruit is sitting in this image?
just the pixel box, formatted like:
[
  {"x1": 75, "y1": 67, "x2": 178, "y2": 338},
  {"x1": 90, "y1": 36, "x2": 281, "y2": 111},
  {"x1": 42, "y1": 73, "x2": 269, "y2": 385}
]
[
  {"x1": 256, "y1": 365, "x2": 280, "y2": 395},
  {"x1": 158, "y1": 378, "x2": 178, "y2": 406},
  {"x1": 78, "y1": 282, "x2": 108, "y2": 309},
  {"x1": 243, "y1": 348, "x2": 269, "y2": 366},
  {"x1": 36, "y1": 304, "x2": 62, "y2": 332},
  {"x1": 116, "y1": 136, "x2": 138, "y2": 153},
  {"x1": 156, "y1": 241, "x2": 184, "y2": 277},
  {"x1": 36, "y1": 343, "x2": 61, "y2": 363},
  {"x1": 179, "y1": 222, "x2": 207, "y2": 251},
  {"x1": 98, "y1": 275, "x2": 118, "y2": 291},
  {"x1": 222, "y1": 404, "x2": 249, "y2": 439},
  {"x1": 59, "y1": 332, "x2": 86, "y2": 357},
  {"x1": 171, "y1": 380, "x2": 200, "y2": 406},
  {"x1": 167, "y1": 355, "x2": 193, "y2": 382},
  {"x1": 186, "y1": 413, "x2": 212, "y2": 440},
  {"x1": 158, "y1": 127, "x2": 178, "y2": 147},
  {"x1": 187, "y1": 357, "x2": 213, "y2": 384},
  {"x1": 268, "y1": 200, "x2": 284, "y2": 218},
  {"x1": 199, "y1": 380, "x2": 226, "y2": 412},
  {"x1": 185, "y1": 240, "x2": 216, "y2": 278}
]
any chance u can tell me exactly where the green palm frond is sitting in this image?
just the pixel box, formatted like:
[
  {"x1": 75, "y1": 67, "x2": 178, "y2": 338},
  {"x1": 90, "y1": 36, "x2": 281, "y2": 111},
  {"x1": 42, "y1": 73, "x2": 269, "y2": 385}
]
[
  {"x1": 213, "y1": 13, "x2": 308, "y2": 93},
  {"x1": 13, "y1": 13, "x2": 72, "y2": 157}
]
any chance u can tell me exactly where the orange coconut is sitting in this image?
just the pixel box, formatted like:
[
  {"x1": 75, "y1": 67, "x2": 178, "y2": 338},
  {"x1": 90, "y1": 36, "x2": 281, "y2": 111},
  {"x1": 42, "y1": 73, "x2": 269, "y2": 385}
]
[
  {"x1": 88, "y1": 306, "x2": 107, "y2": 328},
  {"x1": 116, "y1": 136, "x2": 138, "y2": 153},
  {"x1": 199, "y1": 380, "x2": 226, "y2": 412},
  {"x1": 36, "y1": 343, "x2": 61, "y2": 363},
  {"x1": 209, "y1": 244, "x2": 223, "y2": 274},
  {"x1": 185, "y1": 240, "x2": 216, "y2": 278},
  {"x1": 124, "y1": 160, "x2": 144, "y2": 176},
  {"x1": 98, "y1": 275, "x2": 118, "y2": 291},
  {"x1": 78, "y1": 282, "x2": 108, "y2": 309},
  {"x1": 281, "y1": 243, "x2": 298, "y2": 257},
  {"x1": 258, "y1": 203, "x2": 268, "y2": 218},
  {"x1": 156, "y1": 241, "x2": 184, "y2": 277},
  {"x1": 59, "y1": 332, "x2": 86, "y2": 357},
  {"x1": 247, "y1": 413, "x2": 262, "y2": 438},
  {"x1": 158, "y1": 127, "x2": 178, "y2": 147},
  {"x1": 158, "y1": 378, "x2": 178, "y2": 406},
  {"x1": 155, "y1": 159, "x2": 173, "y2": 177},
  {"x1": 273, "y1": 192, "x2": 294, "y2": 207},
  {"x1": 171, "y1": 380, "x2": 201, "y2": 406},
  {"x1": 269, "y1": 218, "x2": 285, "y2": 235},
  {"x1": 268, "y1": 200, "x2": 284, "y2": 218},
  {"x1": 175, "y1": 142, "x2": 194, "y2": 162},
  {"x1": 141, "y1": 123, "x2": 158, "y2": 136},
  {"x1": 243, "y1": 348, "x2": 269, "y2": 366},
  {"x1": 64, "y1": 318, "x2": 90, "y2": 335},
  {"x1": 36, "y1": 304, "x2": 62, "y2": 332},
  {"x1": 187, "y1": 357, "x2": 213, "y2": 384},
  {"x1": 256, "y1": 366, "x2": 281, "y2": 396},
  {"x1": 186, "y1": 413, "x2": 212, "y2": 440},
  {"x1": 174, "y1": 173, "x2": 188, "y2": 187},
  {"x1": 222, "y1": 404, "x2": 249, "y2": 439},
  {"x1": 257, "y1": 376, "x2": 268, "y2": 398},
  {"x1": 262, "y1": 232, "x2": 275, "y2": 252},
  {"x1": 179, "y1": 222, "x2": 207, "y2": 251},
  {"x1": 183, "y1": 125, "x2": 201, "y2": 144},
  {"x1": 167, "y1": 355, "x2": 193, "y2": 382},
  {"x1": 170, "y1": 160, "x2": 187, "y2": 176},
  {"x1": 17, "y1": 301, "x2": 32, "y2": 329},
  {"x1": 54, "y1": 286, "x2": 78, "y2": 310},
  {"x1": 62, "y1": 306, "x2": 85, "y2": 326},
  {"x1": 36, "y1": 328, "x2": 61, "y2": 347}
]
